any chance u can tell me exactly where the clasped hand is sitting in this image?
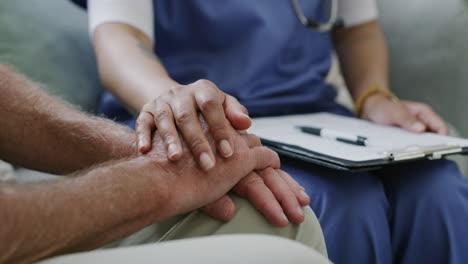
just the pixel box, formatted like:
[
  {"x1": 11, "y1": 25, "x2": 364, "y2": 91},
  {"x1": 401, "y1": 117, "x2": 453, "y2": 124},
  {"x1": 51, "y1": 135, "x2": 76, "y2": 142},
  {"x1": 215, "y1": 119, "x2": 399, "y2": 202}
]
[{"x1": 136, "y1": 79, "x2": 309, "y2": 227}]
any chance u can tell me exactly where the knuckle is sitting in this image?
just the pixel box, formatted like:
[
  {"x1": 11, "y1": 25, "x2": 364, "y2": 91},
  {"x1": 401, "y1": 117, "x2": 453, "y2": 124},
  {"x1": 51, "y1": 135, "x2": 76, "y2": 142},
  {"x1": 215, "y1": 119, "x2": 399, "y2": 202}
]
[
  {"x1": 228, "y1": 95, "x2": 249, "y2": 114},
  {"x1": 174, "y1": 110, "x2": 193, "y2": 125},
  {"x1": 155, "y1": 95, "x2": 166, "y2": 104},
  {"x1": 210, "y1": 122, "x2": 229, "y2": 136},
  {"x1": 169, "y1": 85, "x2": 185, "y2": 96},
  {"x1": 295, "y1": 185, "x2": 305, "y2": 194},
  {"x1": 239, "y1": 104, "x2": 249, "y2": 115},
  {"x1": 159, "y1": 130, "x2": 176, "y2": 144},
  {"x1": 152, "y1": 96, "x2": 163, "y2": 106},
  {"x1": 136, "y1": 113, "x2": 152, "y2": 128},
  {"x1": 154, "y1": 96, "x2": 166, "y2": 105},
  {"x1": 141, "y1": 103, "x2": 152, "y2": 112},
  {"x1": 136, "y1": 115, "x2": 146, "y2": 126},
  {"x1": 154, "y1": 109, "x2": 170, "y2": 123},
  {"x1": 259, "y1": 167, "x2": 276, "y2": 178},
  {"x1": 195, "y1": 79, "x2": 215, "y2": 88},
  {"x1": 272, "y1": 151, "x2": 281, "y2": 166},
  {"x1": 264, "y1": 166, "x2": 276, "y2": 174},
  {"x1": 199, "y1": 97, "x2": 221, "y2": 112},
  {"x1": 244, "y1": 176, "x2": 265, "y2": 194},
  {"x1": 227, "y1": 95, "x2": 238, "y2": 103},
  {"x1": 250, "y1": 135, "x2": 262, "y2": 146},
  {"x1": 189, "y1": 137, "x2": 208, "y2": 154},
  {"x1": 265, "y1": 147, "x2": 279, "y2": 159}
]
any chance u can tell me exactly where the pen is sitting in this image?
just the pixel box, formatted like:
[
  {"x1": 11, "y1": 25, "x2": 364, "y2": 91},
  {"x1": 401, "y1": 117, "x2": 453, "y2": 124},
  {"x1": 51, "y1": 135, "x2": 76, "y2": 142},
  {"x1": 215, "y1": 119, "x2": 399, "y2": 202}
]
[{"x1": 296, "y1": 126, "x2": 368, "y2": 146}]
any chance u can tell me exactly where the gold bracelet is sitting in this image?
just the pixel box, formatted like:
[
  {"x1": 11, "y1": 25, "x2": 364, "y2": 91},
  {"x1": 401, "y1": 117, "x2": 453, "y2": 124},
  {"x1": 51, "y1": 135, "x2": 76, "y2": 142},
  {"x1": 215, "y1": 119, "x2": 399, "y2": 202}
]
[{"x1": 354, "y1": 85, "x2": 398, "y2": 117}]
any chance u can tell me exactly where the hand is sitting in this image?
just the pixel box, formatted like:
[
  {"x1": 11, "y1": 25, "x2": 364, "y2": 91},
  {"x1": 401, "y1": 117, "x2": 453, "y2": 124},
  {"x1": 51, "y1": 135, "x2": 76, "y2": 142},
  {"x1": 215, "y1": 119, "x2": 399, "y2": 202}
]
[
  {"x1": 143, "y1": 116, "x2": 280, "y2": 221},
  {"x1": 136, "y1": 79, "x2": 252, "y2": 171},
  {"x1": 360, "y1": 93, "x2": 448, "y2": 135},
  {"x1": 202, "y1": 133, "x2": 310, "y2": 227}
]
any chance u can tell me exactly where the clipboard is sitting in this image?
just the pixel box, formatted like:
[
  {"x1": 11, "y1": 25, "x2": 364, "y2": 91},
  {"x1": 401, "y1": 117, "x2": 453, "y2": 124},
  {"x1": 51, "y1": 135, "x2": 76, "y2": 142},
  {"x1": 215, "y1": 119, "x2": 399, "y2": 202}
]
[{"x1": 249, "y1": 113, "x2": 468, "y2": 171}]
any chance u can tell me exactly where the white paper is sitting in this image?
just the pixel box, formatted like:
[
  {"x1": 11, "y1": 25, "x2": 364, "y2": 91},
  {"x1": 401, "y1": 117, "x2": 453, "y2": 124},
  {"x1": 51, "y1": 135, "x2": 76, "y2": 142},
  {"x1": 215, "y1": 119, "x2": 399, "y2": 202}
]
[{"x1": 249, "y1": 113, "x2": 468, "y2": 162}]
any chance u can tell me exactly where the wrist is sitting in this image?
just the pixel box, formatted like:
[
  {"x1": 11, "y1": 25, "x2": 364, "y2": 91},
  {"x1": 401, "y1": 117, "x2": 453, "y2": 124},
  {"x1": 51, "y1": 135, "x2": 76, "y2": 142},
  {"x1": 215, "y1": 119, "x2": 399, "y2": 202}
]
[
  {"x1": 359, "y1": 93, "x2": 391, "y2": 119},
  {"x1": 112, "y1": 127, "x2": 138, "y2": 158},
  {"x1": 111, "y1": 156, "x2": 172, "y2": 220},
  {"x1": 136, "y1": 156, "x2": 176, "y2": 220},
  {"x1": 90, "y1": 119, "x2": 138, "y2": 161},
  {"x1": 354, "y1": 85, "x2": 398, "y2": 118},
  {"x1": 135, "y1": 78, "x2": 180, "y2": 112},
  {"x1": 156, "y1": 78, "x2": 180, "y2": 90}
]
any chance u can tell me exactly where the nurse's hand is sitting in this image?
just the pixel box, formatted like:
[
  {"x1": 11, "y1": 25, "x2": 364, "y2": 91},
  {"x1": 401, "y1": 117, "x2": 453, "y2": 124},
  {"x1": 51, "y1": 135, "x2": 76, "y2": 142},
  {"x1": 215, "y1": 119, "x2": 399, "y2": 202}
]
[
  {"x1": 143, "y1": 112, "x2": 310, "y2": 227},
  {"x1": 136, "y1": 79, "x2": 252, "y2": 171},
  {"x1": 360, "y1": 93, "x2": 448, "y2": 135}
]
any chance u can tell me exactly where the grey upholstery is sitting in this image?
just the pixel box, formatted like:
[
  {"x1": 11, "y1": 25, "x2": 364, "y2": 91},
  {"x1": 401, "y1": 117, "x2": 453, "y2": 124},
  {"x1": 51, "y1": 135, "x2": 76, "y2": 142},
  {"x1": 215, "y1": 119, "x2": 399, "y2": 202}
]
[
  {"x1": 0, "y1": 0, "x2": 102, "y2": 112},
  {"x1": 0, "y1": 0, "x2": 102, "y2": 181},
  {"x1": 378, "y1": 0, "x2": 468, "y2": 137}
]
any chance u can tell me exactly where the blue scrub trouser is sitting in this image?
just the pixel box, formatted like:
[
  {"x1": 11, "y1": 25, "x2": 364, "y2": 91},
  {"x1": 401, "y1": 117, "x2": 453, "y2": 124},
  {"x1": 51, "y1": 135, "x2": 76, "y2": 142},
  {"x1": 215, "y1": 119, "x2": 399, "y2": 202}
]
[{"x1": 282, "y1": 157, "x2": 468, "y2": 264}]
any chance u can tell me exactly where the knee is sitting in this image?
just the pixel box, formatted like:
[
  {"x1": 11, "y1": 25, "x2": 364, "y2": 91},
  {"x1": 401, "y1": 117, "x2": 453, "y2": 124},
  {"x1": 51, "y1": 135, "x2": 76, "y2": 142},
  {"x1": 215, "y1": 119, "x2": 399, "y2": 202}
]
[
  {"x1": 229, "y1": 194, "x2": 328, "y2": 256},
  {"x1": 299, "y1": 206, "x2": 328, "y2": 256}
]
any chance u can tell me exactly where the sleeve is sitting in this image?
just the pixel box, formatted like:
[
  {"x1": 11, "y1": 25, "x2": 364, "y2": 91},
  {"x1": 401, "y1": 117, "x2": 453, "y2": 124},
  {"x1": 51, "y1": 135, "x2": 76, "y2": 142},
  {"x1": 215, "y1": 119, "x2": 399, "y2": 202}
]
[
  {"x1": 338, "y1": 0, "x2": 379, "y2": 27},
  {"x1": 88, "y1": 0, "x2": 155, "y2": 42}
]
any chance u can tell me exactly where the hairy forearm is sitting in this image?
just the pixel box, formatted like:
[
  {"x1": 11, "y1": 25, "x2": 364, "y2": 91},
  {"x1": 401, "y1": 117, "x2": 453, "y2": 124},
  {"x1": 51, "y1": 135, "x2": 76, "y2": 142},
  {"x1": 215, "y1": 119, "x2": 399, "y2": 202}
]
[
  {"x1": 0, "y1": 157, "x2": 167, "y2": 263},
  {"x1": 93, "y1": 23, "x2": 179, "y2": 113},
  {"x1": 0, "y1": 65, "x2": 135, "y2": 174},
  {"x1": 332, "y1": 20, "x2": 390, "y2": 100}
]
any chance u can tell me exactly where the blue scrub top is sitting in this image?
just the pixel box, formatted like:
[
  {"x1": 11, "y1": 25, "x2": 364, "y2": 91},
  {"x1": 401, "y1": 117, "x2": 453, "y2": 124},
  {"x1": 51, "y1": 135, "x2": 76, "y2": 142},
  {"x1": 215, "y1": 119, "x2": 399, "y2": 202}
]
[{"x1": 72, "y1": 0, "x2": 342, "y2": 124}]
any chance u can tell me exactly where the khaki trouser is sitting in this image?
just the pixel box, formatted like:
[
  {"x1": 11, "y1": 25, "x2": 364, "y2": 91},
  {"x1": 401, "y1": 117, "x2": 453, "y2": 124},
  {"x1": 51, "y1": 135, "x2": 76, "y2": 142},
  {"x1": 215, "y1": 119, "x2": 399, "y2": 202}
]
[{"x1": 40, "y1": 194, "x2": 329, "y2": 263}]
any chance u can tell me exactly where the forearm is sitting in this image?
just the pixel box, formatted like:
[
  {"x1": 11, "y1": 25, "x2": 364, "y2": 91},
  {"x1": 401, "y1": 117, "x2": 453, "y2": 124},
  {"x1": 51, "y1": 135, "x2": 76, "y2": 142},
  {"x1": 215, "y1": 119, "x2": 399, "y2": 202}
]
[
  {"x1": 332, "y1": 20, "x2": 390, "y2": 100},
  {"x1": 0, "y1": 157, "x2": 167, "y2": 263},
  {"x1": 0, "y1": 65, "x2": 135, "y2": 174},
  {"x1": 93, "y1": 23, "x2": 179, "y2": 113}
]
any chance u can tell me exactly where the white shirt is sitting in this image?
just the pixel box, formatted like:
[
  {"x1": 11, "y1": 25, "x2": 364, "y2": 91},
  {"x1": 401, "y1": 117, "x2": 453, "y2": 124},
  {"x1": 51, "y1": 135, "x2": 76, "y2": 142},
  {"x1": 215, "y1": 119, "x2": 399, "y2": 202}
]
[{"x1": 88, "y1": 0, "x2": 378, "y2": 42}]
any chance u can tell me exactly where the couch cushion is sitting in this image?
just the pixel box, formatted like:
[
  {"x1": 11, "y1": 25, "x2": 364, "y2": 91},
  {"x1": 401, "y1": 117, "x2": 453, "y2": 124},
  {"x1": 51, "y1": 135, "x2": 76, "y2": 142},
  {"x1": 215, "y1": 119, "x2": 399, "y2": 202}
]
[
  {"x1": 378, "y1": 0, "x2": 468, "y2": 137},
  {"x1": 0, "y1": 0, "x2": 102, "y2": 112}
]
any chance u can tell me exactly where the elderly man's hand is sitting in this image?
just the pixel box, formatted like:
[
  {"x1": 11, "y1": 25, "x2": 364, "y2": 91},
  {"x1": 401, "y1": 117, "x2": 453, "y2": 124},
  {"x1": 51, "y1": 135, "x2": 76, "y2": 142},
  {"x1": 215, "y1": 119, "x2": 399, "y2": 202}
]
[
  {"x1": 142, "y1": 115, "x2": 309, "y2": 226},
  {"x1": 203, "y1": 134, "x2": 310, "y2": 227}
]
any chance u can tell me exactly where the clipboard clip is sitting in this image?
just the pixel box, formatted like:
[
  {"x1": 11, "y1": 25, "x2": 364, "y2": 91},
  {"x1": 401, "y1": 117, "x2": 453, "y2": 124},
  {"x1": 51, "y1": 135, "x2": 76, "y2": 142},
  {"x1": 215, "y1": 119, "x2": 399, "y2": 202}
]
[{"x1": 389, "y1": 144, "x2": 462, "y2": 161}]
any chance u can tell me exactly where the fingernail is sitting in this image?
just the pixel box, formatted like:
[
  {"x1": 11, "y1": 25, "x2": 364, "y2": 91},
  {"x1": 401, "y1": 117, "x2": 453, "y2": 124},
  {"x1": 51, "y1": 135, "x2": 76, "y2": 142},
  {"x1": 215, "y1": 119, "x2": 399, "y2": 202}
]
[
  {"x1": 168, "y1": 144, "x2": 179, "y2": 159},
  {"x1": 281, "y1": 212, "x2": 289, "y2": 223},
  {"x1": 219, "y1": 140, "x2": 233, "y2": 157},
  {"x1": 138, "y1": 136, "x2": 144, "y2": 149},
  {"x1": 300, "y1": 190, "x2": 310, "y2": 200},
  {"x1": 200, "y1": 152, "x2": 215, "y2": 170},
  {"x1": 296, "y1": 207, "x2": 304, "y2": 218},
  {"x1": 412, "y1": 122, "x2": 425, "y2": 131}
]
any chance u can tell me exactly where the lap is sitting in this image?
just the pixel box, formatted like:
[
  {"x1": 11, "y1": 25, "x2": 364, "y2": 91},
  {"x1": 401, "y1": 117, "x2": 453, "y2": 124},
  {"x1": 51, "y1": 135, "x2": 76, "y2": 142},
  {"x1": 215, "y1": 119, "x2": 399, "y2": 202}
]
[
  {"x1": 281, "y1": 156, "x2": 389, "y2": 212},
  {"x1": 377, "y1": 159, "x2": 466, "y2": 199},
  {"x1": 282, "y1": 157, "x2": 466, "y2": 207}
]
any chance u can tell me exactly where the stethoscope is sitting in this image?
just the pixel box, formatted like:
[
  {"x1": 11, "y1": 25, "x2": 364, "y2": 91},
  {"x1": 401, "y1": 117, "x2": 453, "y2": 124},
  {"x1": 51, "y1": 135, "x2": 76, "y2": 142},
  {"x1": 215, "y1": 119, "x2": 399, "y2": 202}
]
[{"x1": 291, "y1": 0, "x2": 343, "y2": 32}]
